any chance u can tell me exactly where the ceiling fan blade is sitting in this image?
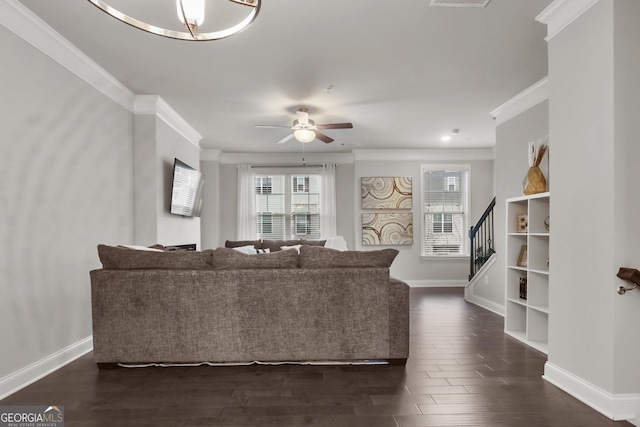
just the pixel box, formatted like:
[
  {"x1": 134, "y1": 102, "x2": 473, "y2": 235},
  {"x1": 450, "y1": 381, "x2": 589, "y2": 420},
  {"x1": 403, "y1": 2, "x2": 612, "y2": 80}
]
[
  {"x1": 275, "y1": 133, "x2": 295, "y2": 144},
  {"x1": 316, "y1": 122, "x2": 353, "y2": 130},
  {"x1": 255, "y1": 125, "x2": 291, "y2": 128},
  {"x1": 314, "y1": 131, "x2": 334, "y2": 144},
  {"x1": 296, "y1": 109, "x2": 309, "y2": 125}
]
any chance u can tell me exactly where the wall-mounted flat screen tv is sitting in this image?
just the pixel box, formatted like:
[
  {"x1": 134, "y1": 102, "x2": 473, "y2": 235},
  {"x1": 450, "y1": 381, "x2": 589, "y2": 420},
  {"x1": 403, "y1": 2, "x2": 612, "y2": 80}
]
[{"x1": 170, "y1": 158, "x2": 204, "y2": 217}]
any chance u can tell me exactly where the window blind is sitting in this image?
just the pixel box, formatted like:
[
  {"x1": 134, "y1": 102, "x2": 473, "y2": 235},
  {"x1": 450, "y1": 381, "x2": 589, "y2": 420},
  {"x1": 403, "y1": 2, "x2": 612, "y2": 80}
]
[{"x1": 422, "y1": 168, "x2": 469, "y2": 255}]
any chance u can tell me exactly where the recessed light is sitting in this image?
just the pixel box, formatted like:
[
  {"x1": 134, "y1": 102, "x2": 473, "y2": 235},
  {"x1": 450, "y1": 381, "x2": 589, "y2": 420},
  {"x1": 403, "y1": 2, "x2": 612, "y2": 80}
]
[{"x1": 441, "y1": 135, "x2": 452, "y2": 142}]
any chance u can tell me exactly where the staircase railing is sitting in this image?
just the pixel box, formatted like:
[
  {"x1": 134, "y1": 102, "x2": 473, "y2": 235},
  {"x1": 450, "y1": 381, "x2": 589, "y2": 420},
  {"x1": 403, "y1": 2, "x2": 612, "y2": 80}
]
[{"x1": 469, "y1": 197, "x2": 496, "y2": 280}]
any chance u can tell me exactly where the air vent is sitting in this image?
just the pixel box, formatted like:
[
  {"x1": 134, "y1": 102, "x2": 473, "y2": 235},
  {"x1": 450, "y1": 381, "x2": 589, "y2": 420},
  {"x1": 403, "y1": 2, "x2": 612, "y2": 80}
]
[{"x1": 429, "y1": 0, "x2": 491, "y2": 7}]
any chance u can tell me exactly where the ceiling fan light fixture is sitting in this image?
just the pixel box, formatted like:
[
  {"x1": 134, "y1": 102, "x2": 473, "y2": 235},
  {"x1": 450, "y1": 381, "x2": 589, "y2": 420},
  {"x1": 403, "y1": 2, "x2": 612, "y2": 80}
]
[
  {"x1": 87, "y1": 0, "x2": 261, "y2": 41},
  {"x1": 177, "y1": 0, "x2": 205, "y2": 30},
  {"x1": 294, "y1": 129, "x2": 316, "y2": 143}
]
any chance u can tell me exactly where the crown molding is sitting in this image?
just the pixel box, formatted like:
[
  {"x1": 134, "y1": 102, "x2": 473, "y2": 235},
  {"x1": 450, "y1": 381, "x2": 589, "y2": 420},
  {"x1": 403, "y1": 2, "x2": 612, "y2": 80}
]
[
  {"x1": 219, "y1": 152, "x2": 355, "y2": 165},
  {"x1": 134, "y1": 96, "x2": 202, "y2": 147},
  {"x1": 536, "y1": 0, "x2": 602, "y2": 41},
  {"x1": 0, "y1": 0, "x2": 135, "y2": 111},
  {"x1": 490, "y1": 76, "x2": 549, "y2": 125},
  {"x1": 351, "y1": 148, "x2": 495, "y2": 162}
]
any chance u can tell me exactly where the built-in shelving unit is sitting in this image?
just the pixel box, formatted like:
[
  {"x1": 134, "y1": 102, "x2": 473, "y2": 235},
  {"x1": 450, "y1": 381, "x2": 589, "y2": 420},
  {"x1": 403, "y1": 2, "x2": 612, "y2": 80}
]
[{"x1": 505, "y1": 192, "x2": 549, "y2": 354}]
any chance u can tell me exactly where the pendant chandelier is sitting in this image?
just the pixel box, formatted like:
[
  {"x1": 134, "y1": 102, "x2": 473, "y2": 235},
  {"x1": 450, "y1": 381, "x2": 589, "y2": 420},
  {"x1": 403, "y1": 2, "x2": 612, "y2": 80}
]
[{"x1": 87, "y1": 0, "x2": 261, "y2": 41}]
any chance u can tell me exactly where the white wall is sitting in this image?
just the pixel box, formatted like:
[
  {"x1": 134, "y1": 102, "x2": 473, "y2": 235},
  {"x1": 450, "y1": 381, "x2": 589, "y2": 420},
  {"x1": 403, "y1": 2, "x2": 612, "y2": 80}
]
[{"x1": 0, "y1": 27, "x2": 134, "y2": 384}]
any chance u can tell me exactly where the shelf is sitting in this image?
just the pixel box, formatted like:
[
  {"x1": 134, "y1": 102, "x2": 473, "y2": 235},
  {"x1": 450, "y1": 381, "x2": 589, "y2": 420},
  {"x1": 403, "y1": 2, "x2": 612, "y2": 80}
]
[
  {"x1": 528, "y1": 304, "x2": 549, "y2": 314},
  {"x1": 529, "y1": 269, "x2": 549, "y2": 275},
  {"x1": 505, "y1": 193, "x2": 550, "y2": 356},
  {"x1": 507, "y1": 297, "x2": 527, "y2": 307}
]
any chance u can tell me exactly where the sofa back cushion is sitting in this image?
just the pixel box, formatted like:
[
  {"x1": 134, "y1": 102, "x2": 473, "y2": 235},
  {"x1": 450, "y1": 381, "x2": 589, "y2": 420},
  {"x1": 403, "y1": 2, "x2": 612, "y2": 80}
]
[
  {"x1": 299, "y1": 246, "x2": 399, "y2": 269},
  {"x1": 212, "y1": 247, "x2": 299, "y2": 269},
  {"x1": 98, "y1": 245, "x2": 213, "y2": 270}
]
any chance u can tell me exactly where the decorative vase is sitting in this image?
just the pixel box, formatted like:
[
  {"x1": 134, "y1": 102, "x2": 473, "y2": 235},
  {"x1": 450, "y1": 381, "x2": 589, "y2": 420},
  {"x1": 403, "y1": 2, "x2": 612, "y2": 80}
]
[{"x1": 523, "y1": 166, "x2": 546, "y2": 195}]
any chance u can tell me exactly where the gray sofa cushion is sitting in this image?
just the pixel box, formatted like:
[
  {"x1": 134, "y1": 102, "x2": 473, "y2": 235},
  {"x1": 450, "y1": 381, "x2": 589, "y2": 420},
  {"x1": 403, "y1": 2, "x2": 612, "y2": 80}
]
[
  {"x1": 212, "y1": 247, "x2": 299, "y2": 269},
  {"x1": 299, "y1": 246, "x2": 399, "y2": 268},
  {"x1": 98, "y1": 245, "x2": 213, "y2": 270}
]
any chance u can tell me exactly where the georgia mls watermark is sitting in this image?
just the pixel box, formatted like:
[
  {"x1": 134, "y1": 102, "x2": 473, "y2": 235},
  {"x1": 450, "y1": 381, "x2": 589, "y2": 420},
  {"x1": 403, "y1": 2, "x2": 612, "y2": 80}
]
[{"x1": 0, "y1": 406, "x2": 64, "y2": 427}]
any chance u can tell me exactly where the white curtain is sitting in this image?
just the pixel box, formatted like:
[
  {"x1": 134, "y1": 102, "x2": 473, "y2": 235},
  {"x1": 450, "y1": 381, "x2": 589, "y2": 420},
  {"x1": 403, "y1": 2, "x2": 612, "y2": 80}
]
[
  {"x1": 237, "y1": 164, "x2": 256, "y2": 240},
  {"x1": 320, "y1": 163, "x2": 337, "y2": 238}
]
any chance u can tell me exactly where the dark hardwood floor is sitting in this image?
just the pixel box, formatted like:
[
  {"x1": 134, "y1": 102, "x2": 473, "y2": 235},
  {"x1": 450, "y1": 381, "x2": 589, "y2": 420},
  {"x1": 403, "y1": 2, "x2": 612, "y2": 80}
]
[{"x1": 2, "y1": 288, "x2": 633, "y2": 426}]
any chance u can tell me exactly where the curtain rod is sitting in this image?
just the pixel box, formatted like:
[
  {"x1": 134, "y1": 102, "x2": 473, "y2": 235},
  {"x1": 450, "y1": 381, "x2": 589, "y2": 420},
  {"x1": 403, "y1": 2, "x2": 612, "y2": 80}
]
[{"x1": 250, "y1": 164, "x2": 337, "y2": 168}]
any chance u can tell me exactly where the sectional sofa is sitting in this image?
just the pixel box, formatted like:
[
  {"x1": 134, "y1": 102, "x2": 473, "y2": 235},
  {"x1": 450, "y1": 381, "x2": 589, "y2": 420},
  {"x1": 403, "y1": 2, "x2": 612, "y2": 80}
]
[{"x1": 90, "y1": 243, "x2": 410, "y2": 367}]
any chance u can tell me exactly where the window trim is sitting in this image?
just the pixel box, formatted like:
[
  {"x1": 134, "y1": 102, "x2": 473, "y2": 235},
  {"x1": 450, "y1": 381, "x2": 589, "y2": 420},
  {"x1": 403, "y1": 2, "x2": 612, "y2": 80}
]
[{"x1": 420, "y1": 164, "x2": 471, "y2": 258}]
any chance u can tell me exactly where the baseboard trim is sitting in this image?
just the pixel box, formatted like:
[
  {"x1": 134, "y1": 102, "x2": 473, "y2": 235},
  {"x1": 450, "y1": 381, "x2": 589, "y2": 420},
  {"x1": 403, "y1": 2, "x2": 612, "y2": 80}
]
[
  {"x1": 406, "y1": 280, "x2": 467, "y2": 288},
  {"x1": 464, "y1": 293, "x2": 505, "y2": 316},
  {"x1": 543, "y1": 362, "x2": 640, "y2": 422},
  {"x1": 0, "y1": 336, "x2": 93, "y2": 401}
]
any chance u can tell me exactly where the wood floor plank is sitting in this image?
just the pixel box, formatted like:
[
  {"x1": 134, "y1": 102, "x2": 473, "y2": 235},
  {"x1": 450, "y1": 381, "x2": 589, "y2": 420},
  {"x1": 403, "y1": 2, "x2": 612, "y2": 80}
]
[{"x1": 1, "y1": 288, "x2": 633, "y2": 426}]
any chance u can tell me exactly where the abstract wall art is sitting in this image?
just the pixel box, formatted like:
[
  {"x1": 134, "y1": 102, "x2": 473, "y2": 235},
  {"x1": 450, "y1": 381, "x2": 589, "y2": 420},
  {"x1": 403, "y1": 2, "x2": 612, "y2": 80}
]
[
  {"x1": 362, "y1": 213, "x2": 413, "y2": 246},
  {"x1": 361, "y1": 177, "x2": 412, "y2": 210}
]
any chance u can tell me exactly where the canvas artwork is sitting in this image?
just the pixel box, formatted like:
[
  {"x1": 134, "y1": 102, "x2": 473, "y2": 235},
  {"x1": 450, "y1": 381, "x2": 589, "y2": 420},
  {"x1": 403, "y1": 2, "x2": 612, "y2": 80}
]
[
  {"x1": 361, "y1": 177, "x2": 412, "y2": 209},
  {"x1": 362, "y1": 213, "x2": 413, "y2": 246}
]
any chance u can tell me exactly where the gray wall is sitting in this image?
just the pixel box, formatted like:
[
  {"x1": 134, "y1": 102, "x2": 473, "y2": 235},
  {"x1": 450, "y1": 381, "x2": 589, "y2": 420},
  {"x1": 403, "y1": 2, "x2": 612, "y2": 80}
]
[
  {"x1": 133, "y1": 116, "x2": 201, "y2": 248},
  {"x1": 208, "y1": 155, "x2": 493, "y2": 284},
  {"x1": 155, "y1": 120, "x2": 201, "y2": 248},
  {"x1": 0, "y1": 27, "x2": 134, "y2": 380},
  {"x1": 476, "y1": 100, "x2": 549, "y2": 309},
  {"x1": 200, "y1": 159, "x2": 220, "y2": 250},
  {"x1": 211, "y1": 158, "x2": 356, "y2": 250},
  {"x1": 547, "y1": 0, "x2": 640, "y2": 396},
  {"x1": 354, "y1": 159, "x2": 494, "y2": 282}
]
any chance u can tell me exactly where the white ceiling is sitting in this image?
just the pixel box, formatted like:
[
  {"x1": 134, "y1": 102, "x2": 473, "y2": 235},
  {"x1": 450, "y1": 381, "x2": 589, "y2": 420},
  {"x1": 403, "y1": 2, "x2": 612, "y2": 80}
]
[{"x1": 19, "y1": 0, "x2": 552, "y2": 153}]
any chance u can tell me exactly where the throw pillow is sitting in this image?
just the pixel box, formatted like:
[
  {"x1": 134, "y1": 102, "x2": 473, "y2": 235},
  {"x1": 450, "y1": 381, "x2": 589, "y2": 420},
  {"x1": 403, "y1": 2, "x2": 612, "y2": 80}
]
[
  {"x1": 211, "y1": 248, "x2": 299, "y2": 269},
  {"x1": 298, "y1": 246, "x2": 399, "y2": 268},
  {"x1": 225, "y1": 240, "x2": 263, "y2": 249},
  {"x1": 261, "y1": 239, "x2": 300, "y2": 252},
  {"x1": 98, "y1": 245, "x2": 213, "y2": 269},
  {"x1": 232, "y1": 245, "x2": 258, "y2": 254},
  {"x1": 280, "y1": 244, "x2": 302, "y2": 254},
  {"x1": 118, "y1": 244, "x2": 164, "y2": 252}
]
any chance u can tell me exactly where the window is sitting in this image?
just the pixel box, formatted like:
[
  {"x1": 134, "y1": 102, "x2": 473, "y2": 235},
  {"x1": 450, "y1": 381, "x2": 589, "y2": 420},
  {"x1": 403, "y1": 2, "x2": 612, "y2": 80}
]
[
  {"x1": 257, "y1": 213, "x2": 272, "y2": 234},
  {"x1": 254, "y1": 174, "x2": 320, "y2": 240},
  {"x1": 292, "y1": 176, "x2": 309, "y2": 193},
  {"x1": 433, "y1": 213, "x2": 453, "y2": 234},
  {"x1": 422, "y1": 165, "x2": 469, "y2": 256},
  {"x1": 255, "y1": 177, "x2": 272, "y2": 194}
]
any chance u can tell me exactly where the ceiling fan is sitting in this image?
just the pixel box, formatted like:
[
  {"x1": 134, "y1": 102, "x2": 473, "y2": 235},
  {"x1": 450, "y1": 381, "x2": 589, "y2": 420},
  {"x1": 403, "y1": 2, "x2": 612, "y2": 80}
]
[{"x1": 255, "y1": 108, "x2": 353, "y2": 144}]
